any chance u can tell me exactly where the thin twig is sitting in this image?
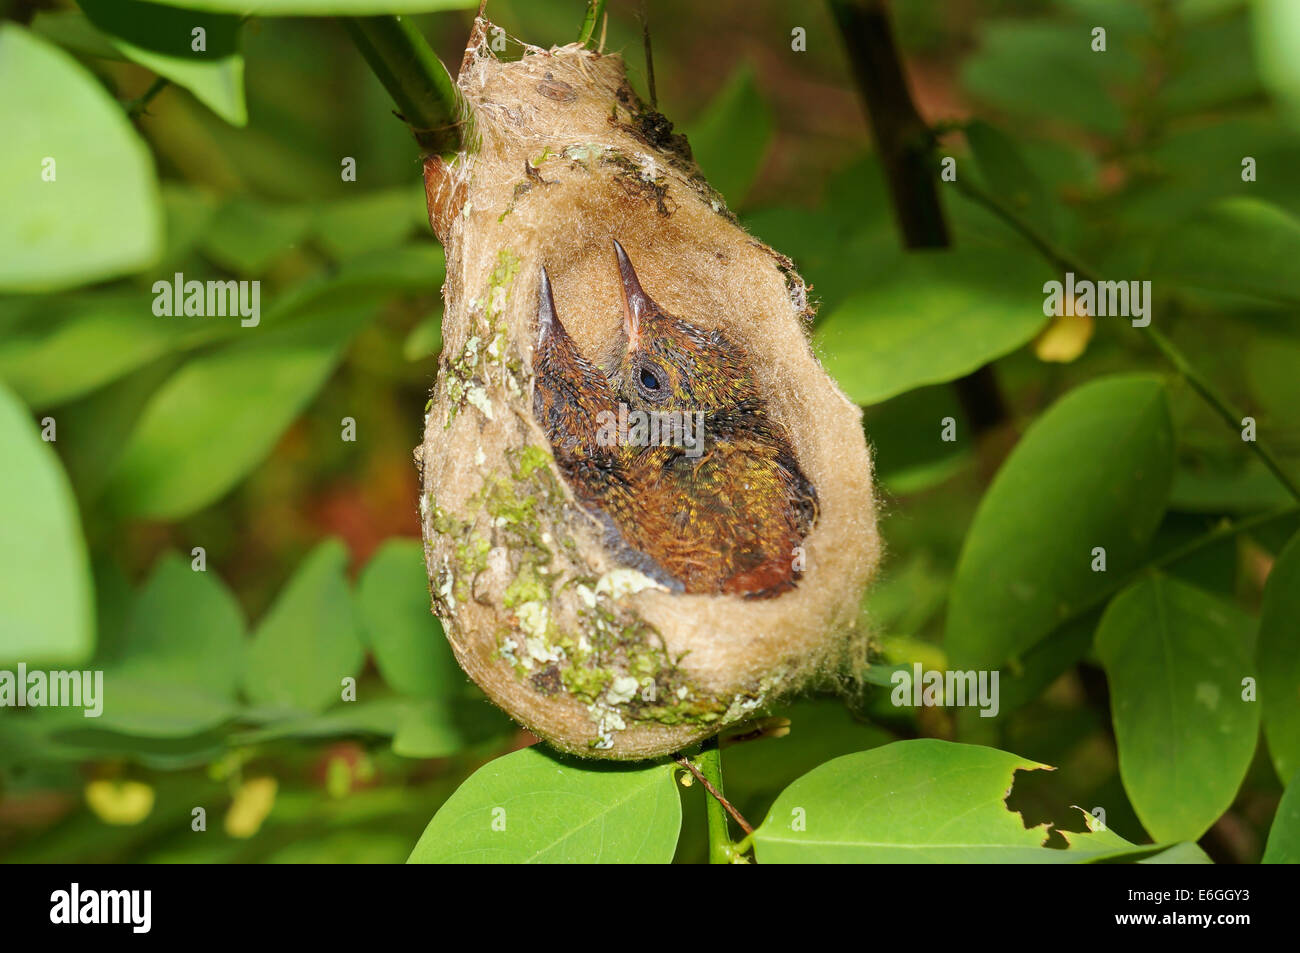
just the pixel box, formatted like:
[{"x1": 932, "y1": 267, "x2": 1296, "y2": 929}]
[
  {"x1": 674, "y1": 749, "x2": 754, "y2": 837},
  {"x1": 638, "y1": 0, "x2": 657, "y2": 108},
  {"x1": 125, "y1": 77, "x2": 169, "y2": 118},
  {"x1": 827, "y1": 0, "x2": 1009, "y2": 437}
]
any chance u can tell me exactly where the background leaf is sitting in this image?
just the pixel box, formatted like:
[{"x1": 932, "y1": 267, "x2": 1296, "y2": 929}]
[
  {"x1": 1148, "y1": 198, "x2": 1300, "y2": 306},
  {"x1": 244, "y1": 539, "x2": 363, "y2": 714},
  {"x1": 686, "y1": 63, "x2": 774, "y2": 209},
  {"x1": 1096, "y1": 573, "x2": 1259, "y2": 842},
  {"x1": 1262, "y1": 768, "x2": 1300, "y2": 863},
  {"x1": 101, "y1": 289, "x2": 381, "y2": 519},
  {"x1": 815, "y1": 247, "x2": 1053, "y2": 405},
  {"x1": 965, "y1": 118, "x2": 1063, "y2": 243},
  {"x1": 357, "y1": 539, "x2": 453, "y2": 699},
  {"x1": 0, "y1": 24, "x2": 161, "y2": 291},
  {"x1": 945, "y1": 375, "x2": 1175, "y2": 670},
  {"x1": 77, "y1": 0, "x2": 247, "y2": 126},
  {"x1": 0, "y1": 381, "x2": 94, "y2": 665},
  {"x1": 0, "y1": 292, "x2": 220, "y2": 408},
  {"x1": 96, "y1": 553, "x2": 245, "y2": 737},
  {"x1": 141, "y1": 0, "x2": 478, "y2": 16},
  {"x1": 1259, "y1": 531, "x2": 1300, "y2": 782}
]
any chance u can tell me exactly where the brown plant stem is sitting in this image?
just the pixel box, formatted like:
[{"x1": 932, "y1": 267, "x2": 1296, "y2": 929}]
[{"x1": 827, "y1": 0, "x2": 1010, "y2": 437}]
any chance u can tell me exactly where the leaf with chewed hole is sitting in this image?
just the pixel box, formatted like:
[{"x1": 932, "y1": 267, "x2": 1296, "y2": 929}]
[{"x1": 753, "y1": 739, "x2": 1167, "y2": 863}]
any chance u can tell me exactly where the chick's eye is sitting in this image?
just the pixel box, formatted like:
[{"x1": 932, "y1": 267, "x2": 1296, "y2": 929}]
[{"x1": 639, "y1": 365, "x2": 660, "y2": 391}]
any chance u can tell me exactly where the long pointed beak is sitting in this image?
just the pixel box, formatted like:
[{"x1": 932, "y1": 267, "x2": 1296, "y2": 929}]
[
  {"x1": 537, "y1": 265, "x2": 559, "y2": 346},
  {"x1": 612, "y1": 239, "x2": 652, "y2": 351}
]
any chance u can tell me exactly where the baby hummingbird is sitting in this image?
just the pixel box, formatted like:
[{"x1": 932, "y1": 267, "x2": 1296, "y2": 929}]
[{"x1": 532, "y1": 241, "x2": 818, "y2": 598}]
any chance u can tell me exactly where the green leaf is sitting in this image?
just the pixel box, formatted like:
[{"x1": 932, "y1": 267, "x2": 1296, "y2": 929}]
[
  {"x1": 965, "y1": 119, "x2": 1062, "y2": 242},
  {"x1": 1171, "y1": 458, "x2": 1297, "y2": 513},
  {"x1": 815, "y1": 247, "x2": 1053, "y2": 405},
  {"x1": 0, "y1": 293, "x2": 220, "y2": 408},
  {"x1": 1260, "y1": 531, "x2": 1300, "y2": 782},
  {"x1": 1246, "y1": 332, "x2": 1300, "y2": 435},
  {"x1": 1096, "y1": 574, "x2": 1259, "y2": 842},
  {"x1": 29, "y1": 10, "x2": 123, "y2": 59},
  {"x1": 311, "y1": 186, "x2": 425, "y2": 259},
  {"x1": 742, "y1": 203, "x2": 897, "y2": 315},
  {"x1": 159, "y1": 183, "x2": 220, "y2": 268},
  {"x1": 201, "y1": 197, "x2": 312, "y2": 275},
  {"x1": 57, "y1": 353, "x2": 183, "y2": 500},
  {"x1": 408, "y1": 748, "x2": 682, "y2": 863},
  {"x1": 402, "y1": 313, "x2": 442, "y2": 361},
  {"x1": 77, "y1": 0, "x2": 247, "y2": 126},
  {"x1": 392, "y1": 695, "x2": 512, "y2": 759},
  {"x1": 102, "y1": 289, "x2": 381, "y2": 519},
  {"x1": 863, "y1": 385, "x2": 972, "y2": 495},
  {"x1": 142, "y1": 0, "x2": 477, "y2": 17},
  {"x1": 1263, "y1": 768, "x2": 1300, "y2": 863},
  {"x1": 97, "y1": 553, "x2": 244, "y2": 737},
  {"x1": 1148, "y1": 199, "x2": 1300, "y2": 306},
  {"x1": 686, "y1": 63, "x2": 774, "y2": 209},
  {"x1": 0, "y1": 381, "x2": 94, "y2": 666},
  {"x1": 719, "y1": 698, "x2": 894, "y2": 825},
  {"x1": 752, "y1": 739, "x2": 1161, "y2": 863},
  {"x1": 0, "y1": 24, "x2": 161, "y2": 292},
  {"x1": 1254, "y1": 0, "x2": 1300, "y2": 116},
  {"x1": 356, "y1": 539, "x2": 453, "y2": 699},
  {"x1": 946, "y1": 375, "x2": 1175, "y2": 670},
  {"x1": 1138, "y1": 842, "x2": 1215, "y2": 864},
  {"x1": 961, "y1": 20, "x2": 1139, "y2": 137},
  {"x1": 244, "y1": 539, "x2": 363, "y2": 714},
  {"x1": 230, "y1": 697, "x2": 410, "y2": 743}
]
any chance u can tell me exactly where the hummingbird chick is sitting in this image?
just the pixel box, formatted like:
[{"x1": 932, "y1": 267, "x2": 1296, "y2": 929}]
[{"x1": 532, "y1": 241, "x2": 819, "y2": 598}]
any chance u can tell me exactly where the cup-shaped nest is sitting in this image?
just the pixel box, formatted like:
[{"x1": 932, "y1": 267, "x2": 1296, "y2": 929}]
[{"x1": 417, "y1": 21, "x2": 880, "y2": 759}]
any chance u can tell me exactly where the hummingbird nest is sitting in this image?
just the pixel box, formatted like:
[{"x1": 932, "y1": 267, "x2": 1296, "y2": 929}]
[{"x1": 416, "y1": 20, "x2": 881, "y2": 759}]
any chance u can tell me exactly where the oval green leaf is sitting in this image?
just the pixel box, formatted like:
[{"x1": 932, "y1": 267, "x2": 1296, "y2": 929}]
[
  {"x1": 0, "y1": 24, "x2": 161, "y2": 291},
  {"x1": 1260, "y1": 531, "x2": 1300, "y2": 782},
  {"x1": 408, "y1": 747, "x2": 682, "y2": 864},
  {"x1": 244, "y1": 539, "x2": 363, "y2": 714},
  {"x1": 0, "y1": 292, "x2": 219, "y2": 408},
  {"x1": 142, "y1": 0, "x2": 476, "y2": 16},
  {"x1": 945, "y1": 375, "x2": 1175, "y2": 670},
  {"x1": 102, "y1": 291, "x2": 380, "y2": 520},
  {"x1": 1148, "y1": 198, "x2": 1300, "y2": 306},
  {"x1": 965, "y1": 119, "x2": 1062, "y2": 243},
  {"x1": 97, "y1": 552, "x2": 245, "y2": 736},
  {"x1": 0, "y1": 381, "x2": 94, "y2": 665},
  {"x1": 1096, "y1": 574, "x2": 1259, "y2": 842},
  {"x1": 687, "y1": 63, "x2": 774, "y2": 209},
  {"x1": 1263, "y1": 768, "x2": 1300, "y2": 864},
  {"x1": 77, "y1": 0, "x2": 247, "y2": 126},
  {"x1": 752, "y1": 739, "x2": 1161, "y2": 863},
  {"x1": 815, "y1": 247, "x2": 1054, "y2": 406},
  {"x1": 356, "y1": 538, "x2": 455, "y2": 699}
]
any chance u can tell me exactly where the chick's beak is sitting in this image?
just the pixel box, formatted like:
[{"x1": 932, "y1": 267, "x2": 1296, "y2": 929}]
[
  {"x1": 612, "y1": 239, "x2": 653, "y2": 352},
  {"x1": 537, "y1": 265, "x2": 560, "y2": 347}
]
